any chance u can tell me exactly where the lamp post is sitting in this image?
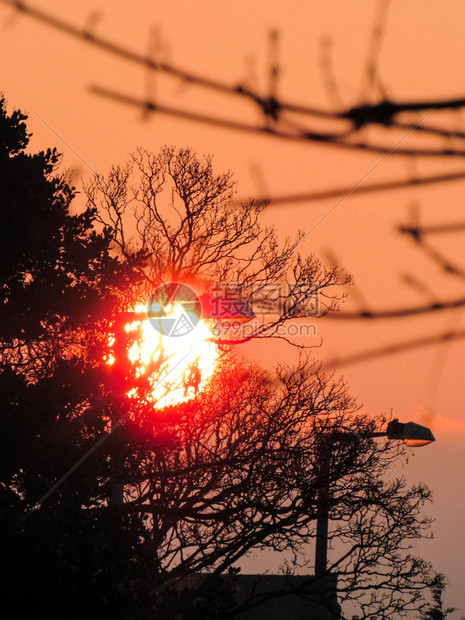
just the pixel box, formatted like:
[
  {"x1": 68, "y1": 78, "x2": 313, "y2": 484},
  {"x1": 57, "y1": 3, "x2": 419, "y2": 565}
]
[{"x1": 313, "y1": 418, "x2": 435, "y2": 615}]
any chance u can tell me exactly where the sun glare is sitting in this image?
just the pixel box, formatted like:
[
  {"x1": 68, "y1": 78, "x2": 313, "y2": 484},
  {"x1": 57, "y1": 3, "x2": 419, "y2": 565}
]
[{"x1": 107, "y1": 303, "x2": 218, "y2": 409}]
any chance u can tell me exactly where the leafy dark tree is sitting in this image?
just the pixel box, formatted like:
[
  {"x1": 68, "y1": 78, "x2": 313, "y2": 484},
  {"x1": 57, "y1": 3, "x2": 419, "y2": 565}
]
[{"x1": 0, "y1": 97, "x2": 149, "y2": 618}]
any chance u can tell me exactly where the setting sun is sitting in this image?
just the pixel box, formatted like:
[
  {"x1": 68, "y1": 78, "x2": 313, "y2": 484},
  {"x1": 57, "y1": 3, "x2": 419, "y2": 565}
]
[{"x1": 108, "y1": 303, "x2": 218, "y2": 409}]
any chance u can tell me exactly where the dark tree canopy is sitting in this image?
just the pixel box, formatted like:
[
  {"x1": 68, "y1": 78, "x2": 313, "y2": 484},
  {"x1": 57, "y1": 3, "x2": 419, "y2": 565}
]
[{"x1": 0, "y1": 97, "x2": 148, "y2": 617}]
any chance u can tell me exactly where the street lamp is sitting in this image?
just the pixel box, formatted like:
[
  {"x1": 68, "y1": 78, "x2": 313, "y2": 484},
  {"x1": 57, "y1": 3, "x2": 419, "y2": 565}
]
[
  {"x1": 385, "y1": 418, "x2": 435, "y2": 447},
  {"x1": 314, "y1": 418, "x2": 435, "y2": 577}
]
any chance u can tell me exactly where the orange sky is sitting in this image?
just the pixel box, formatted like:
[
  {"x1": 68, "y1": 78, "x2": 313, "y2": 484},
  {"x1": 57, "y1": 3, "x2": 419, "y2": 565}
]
[{"x1": 1, "y1": 0, "x2": 464, "y2": 612}]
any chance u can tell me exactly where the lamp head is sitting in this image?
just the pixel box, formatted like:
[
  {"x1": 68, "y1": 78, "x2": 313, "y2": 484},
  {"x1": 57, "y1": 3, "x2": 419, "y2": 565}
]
[{"x1": 386, "y1": 419, "x2": 435, "y2": 447}]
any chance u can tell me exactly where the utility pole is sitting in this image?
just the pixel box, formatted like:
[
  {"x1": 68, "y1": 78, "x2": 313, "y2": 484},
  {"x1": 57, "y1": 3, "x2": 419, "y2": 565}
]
[
  {"x1": 109, "y1": 313, "x2": 128, "y2": 509},
  {"x1": 315, "y1": 438, "x2": 330, "y2": 578},
  {"x1": 314, "y1": 438, "x2": 336, "y2": 620}
]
